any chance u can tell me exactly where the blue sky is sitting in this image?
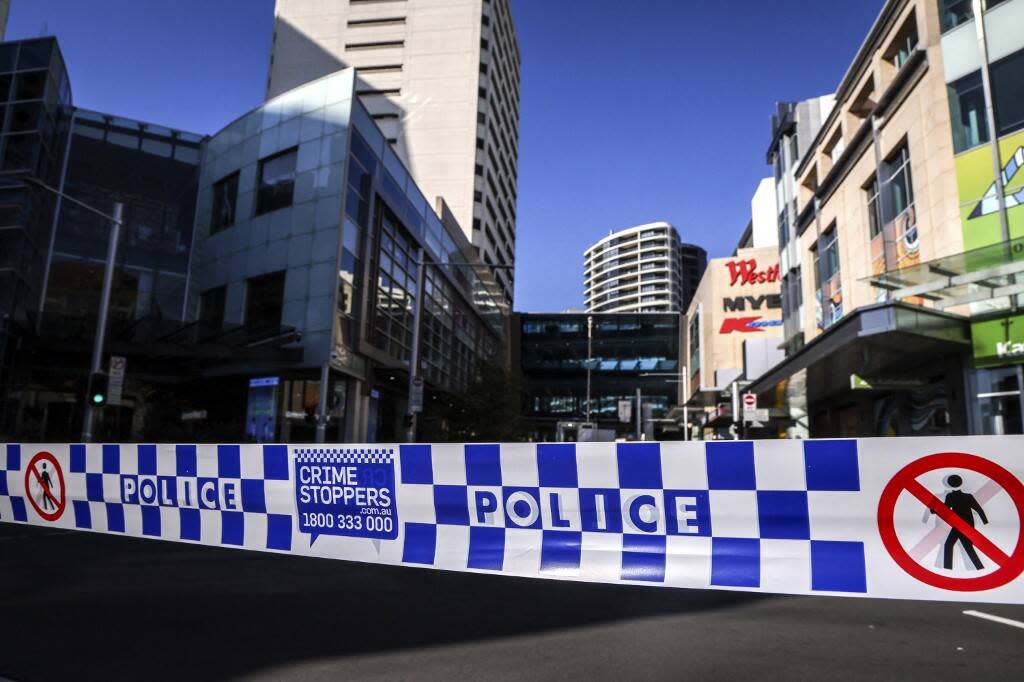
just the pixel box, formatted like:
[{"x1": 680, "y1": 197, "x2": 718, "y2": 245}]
[{"x1": 8, "y1": 0, "x2": 883, "y2": 311}]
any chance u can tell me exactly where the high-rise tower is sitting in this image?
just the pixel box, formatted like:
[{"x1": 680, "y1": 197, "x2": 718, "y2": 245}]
[{"x1": 268, "y1": 0, "x2": 520, "y2": 304}]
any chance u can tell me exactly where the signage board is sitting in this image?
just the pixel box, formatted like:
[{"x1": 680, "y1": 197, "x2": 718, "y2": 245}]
[
  {"x1": 972, "y1": 314, "x2": 1024, "y2": 369},
  {"x1": 410, "y1": 376, "x2": 424, "y2": 414},
  {"x1": 108, "y1": 356, "x2": 126, "y2": 406}
]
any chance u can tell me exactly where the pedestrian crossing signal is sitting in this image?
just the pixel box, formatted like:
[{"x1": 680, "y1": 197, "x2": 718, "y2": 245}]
[{"x1": 87, "y1": 372, "x2": 109, "y2": 407}]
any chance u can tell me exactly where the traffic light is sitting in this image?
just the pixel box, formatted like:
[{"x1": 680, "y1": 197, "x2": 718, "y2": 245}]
[{"x1": 87, "y1": 372, "x2": 109, "y2": 407}]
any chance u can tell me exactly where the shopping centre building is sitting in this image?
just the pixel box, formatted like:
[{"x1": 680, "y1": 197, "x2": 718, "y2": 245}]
[{"x1": 744, "y1": 0, "x2": 1024, "y2": 438}]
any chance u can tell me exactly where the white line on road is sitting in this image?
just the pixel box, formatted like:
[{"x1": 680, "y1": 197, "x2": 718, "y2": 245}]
[{"x1": 963, "y1": 610, "x2": 1024, "y2": 630}]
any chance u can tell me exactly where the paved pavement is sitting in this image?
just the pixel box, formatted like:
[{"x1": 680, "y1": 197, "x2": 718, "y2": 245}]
[{"x1": 1, "y1": 523, "x2": 1022, "y2": 681}]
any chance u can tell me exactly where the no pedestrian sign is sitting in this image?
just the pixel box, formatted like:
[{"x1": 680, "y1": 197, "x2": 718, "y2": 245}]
[
  {"x1": 24, "y1": 451, "x2": 66, "y2": 522},
  {"x1": 878, "y1": 452, "x2": 1024, "y2": 592}
]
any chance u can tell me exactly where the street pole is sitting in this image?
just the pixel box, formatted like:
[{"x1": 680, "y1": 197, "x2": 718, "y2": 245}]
[
  {"x1": 635, "y1": 386, "x2": 642, "y2": 440},
  {"x1": 315, "y1": 361, "x2": 329, "y2": 444},
  {"x1": 731, "y1": 382, "x2": 741, "y2": 441},
  {"x1": 585, "y1": 315, "x2": 592, "y2": 425},
  {"x1": 82, "y1": 201, "x2": 124, "y2": 443},
  {"x1": 405, "y1": 248, "x2": 427, "y2": 443},
  {"x1": 682, "y1": 364, "x2": 689, "y2": 442},
  {"x1": 971, "y1": 0, "x2": 1010, "y2": 248}
]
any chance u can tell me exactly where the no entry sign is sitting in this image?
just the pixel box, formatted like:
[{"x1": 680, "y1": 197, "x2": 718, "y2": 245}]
[
  {"x1": 877, "y1": 452, "x2": 1024, "y2": 592},
  {"x1": 23, "y1": 451, "x2": 66, "y2": 522}
]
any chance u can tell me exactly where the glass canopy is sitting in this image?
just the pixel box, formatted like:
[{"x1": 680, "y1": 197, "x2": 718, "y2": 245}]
[{"x1": 866, "y1": 238, "x2": 1024, "y2": 314}]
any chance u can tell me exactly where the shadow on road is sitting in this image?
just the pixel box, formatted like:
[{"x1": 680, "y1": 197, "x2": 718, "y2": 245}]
[{"x1": 0, "y1": 525, "x2": 771, "y2": 681}]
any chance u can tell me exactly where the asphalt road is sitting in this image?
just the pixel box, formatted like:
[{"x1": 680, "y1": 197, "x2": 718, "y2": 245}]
[{"x1": 1, "y1": 524, "x2": 1022, "y2": 681}]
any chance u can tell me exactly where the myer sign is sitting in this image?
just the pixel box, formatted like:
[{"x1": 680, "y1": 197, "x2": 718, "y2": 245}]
[{"x1": 972, "y1": 314, "x2": 1024, "y2": 368}]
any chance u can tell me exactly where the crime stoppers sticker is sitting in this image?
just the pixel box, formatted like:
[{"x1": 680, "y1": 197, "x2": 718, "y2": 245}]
[{"x1": 293, "y1": 448, "x2": 398, "y2": 543}]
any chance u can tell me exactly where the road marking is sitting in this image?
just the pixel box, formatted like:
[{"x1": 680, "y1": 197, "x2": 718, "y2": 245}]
[{"x1": 963, "y1": 610, "x2": 1024, "y2": 630}]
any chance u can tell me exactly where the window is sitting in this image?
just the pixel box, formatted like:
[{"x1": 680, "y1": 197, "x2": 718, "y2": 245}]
[
  {"x1": 892, "y1": 23, "x2": 918, "y2": 69},
  {"x1": 789, "y1": 133, "x2": 799, "y2": 167},
  {"x1": 819, "y1": 229, "x2": 835, "y2": 280},
  {"x1": 199, "y1": 287, "x2": 226, "y2": 328},
  {"x1": 245, "y1": 271, "x2": 285, "y2": 329},
  {"x1": 348, "y1": 17, "x2": 406, "y2": 27},
  {"x1": 939, "y1": 0, "x2": 972, "y2": 33},
  {"x1": 210, "y1": 172, "x2": 239, "y2": 233},
  {"x1": 345, "y1": 40, "x2": 405, "y2": 50},
  {"x1": 992, "y1": 48, "x2": 1024, "y2": 137},
  {"x1": 886, "y1": 143, "x2": 914, "y2": 220},
  {"x1": 778, "y1": 208, "x2": 790, "y2": 247},
  {"x1": 866, "y1": 176, "x2": 883, "y2": 238},
  {"x1": 948, "y1": 70, "x2": 990, "y2": 152},
  {"x1": 255, "y1": 148, "x2": 297, "y2": 216},
  {"x1": 358, "y1": 64, "x2": 403, "y2": 74}
]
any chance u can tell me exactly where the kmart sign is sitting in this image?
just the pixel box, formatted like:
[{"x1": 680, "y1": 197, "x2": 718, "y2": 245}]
[{"x1": 972, "y1": 314, "x2": 1024, "y2": 368}]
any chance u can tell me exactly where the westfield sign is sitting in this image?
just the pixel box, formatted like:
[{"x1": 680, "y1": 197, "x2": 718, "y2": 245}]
[{"x1": 726, "y1": 259, "x2": 780, "y2": 286}]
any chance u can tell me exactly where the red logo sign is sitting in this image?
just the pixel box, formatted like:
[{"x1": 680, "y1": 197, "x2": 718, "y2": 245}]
[
  {"x1": 24, "y1": 451, "x2": 66, "y2": 522},
  {"x1": 726, "y1": 259, "x2": 779, "y2": 286},
  {"x1": 877, "y1": 452, "x2": 1024, "y2": 592},
  {"x1": 718, "y1": 316, "x2": 783, "y2": 334}
]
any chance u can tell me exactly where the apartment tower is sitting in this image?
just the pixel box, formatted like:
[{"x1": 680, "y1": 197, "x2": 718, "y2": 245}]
[
  {"x1": 267, "y1": 0, "x2": 520, "y2": 304},
  {"x1": 584, "y1": 222, "x2": 687, "y2": 313}
]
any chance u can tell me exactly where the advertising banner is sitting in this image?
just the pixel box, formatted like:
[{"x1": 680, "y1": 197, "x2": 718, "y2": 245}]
[{"x1": 3, "y1": 437, "x2": 1024, "y2": 604}]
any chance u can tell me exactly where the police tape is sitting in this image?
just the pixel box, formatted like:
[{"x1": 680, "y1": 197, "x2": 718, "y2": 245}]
[{"x1": 3, "y1": 437, "x2": 1024, "y2": 603}]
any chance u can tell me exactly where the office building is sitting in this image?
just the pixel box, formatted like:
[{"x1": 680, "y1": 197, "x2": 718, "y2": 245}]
[
  {"x1": 746, "y1": 0, "x2": 1024, "y2": 438},
  {"x1": 0, "y1": 33, "x2": 508, "y2": 445},
  {"x1": 583, "y1": 222, "x2": 687, "y2": 313},
  {"x1": 513, "y1": 312, "x2": 683, "y2": 441},
  {"x1": 683, "y1": 233, "x2": 783, "y2": 440},
  {"x1": 191, "y1": 68, "x2": 506, "y2": 443},
  {"x1": 267, "y1": 0, "x2": 521, "y2": 304},
  {"x1": 679, "y1": 242, "x2": 707, "y2": 312},
  {"x1": 0, "y1": 38, "x2": 212, "y2": 440},
  {"x1": 768, "y1": 96, "x2": 834, "y2": 356}
]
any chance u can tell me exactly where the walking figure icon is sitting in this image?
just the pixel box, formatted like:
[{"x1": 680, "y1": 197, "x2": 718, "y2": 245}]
[
  {"x1": 39, "y1": 462, "x2": 55, "y2": 511},
  {"x1": 931, "y1": 474, "x2": 989, "y2": 570}
]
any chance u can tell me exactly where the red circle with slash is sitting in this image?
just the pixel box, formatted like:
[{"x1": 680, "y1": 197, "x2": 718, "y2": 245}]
[
  {"x1": 23, "y1": 451, "x2": 66, "y2": 522},
  {"x1": 877, "y1": 452, "x2": 1024, "y2": 591}
]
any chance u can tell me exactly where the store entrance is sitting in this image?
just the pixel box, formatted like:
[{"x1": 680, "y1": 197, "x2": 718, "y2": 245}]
[{"x1": 972, "y1": 366, "x2": 1024, "y2": 435}]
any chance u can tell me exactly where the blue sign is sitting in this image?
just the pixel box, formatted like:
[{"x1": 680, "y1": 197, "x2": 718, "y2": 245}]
[{"x1": 294, "y1": 448, "x2": 398, "y2": 543}]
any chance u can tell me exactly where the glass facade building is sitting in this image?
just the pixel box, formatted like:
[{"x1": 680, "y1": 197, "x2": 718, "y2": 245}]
[
  {"x1": 192, "y1": 69, "x2": 506, "y2": 443},
  {"x1": 0, "y1": 38, "x2": 73, "y2": 433},
  {"x1": 513, "y1": 313, "x2": 681, "y2": 441}
]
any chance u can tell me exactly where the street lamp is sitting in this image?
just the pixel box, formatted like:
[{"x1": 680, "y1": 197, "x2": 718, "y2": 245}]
[
  {"x1": 21, "y1": 176, "x2": 124, "y2": 442},
  {"x1": 404, "y1": 256, "x2": 513, "y2": 443}
]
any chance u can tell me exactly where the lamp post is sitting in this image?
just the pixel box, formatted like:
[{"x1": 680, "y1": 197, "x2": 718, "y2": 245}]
[
  {"x1": 639, "y1": 367, "x2": 689, "y2": 441},
  {"x1": 21, "y1": 177, "x2": 124, "y2": 442},
  {"x1": 585, "y1": 315, "x2": 593, "y2": 425},
  {"x1": 404, "y1": 258, "x2": 514, "y2": 443}
]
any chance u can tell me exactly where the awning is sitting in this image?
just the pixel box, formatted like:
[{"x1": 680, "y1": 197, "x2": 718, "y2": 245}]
[
  {"x1": 867, "y1": 238, "x2": 1024, "y2": 312},
  {"x1": 745, "y1": 302, "x2": 969, "y2": 401}
]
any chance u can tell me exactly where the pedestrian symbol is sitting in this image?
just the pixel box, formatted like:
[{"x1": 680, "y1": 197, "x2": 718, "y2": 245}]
[
  {"x1": 934, "y1": 474, "x2": 989, "y2": 570},
  {"x1": 23, "y1": 451, "x2": 66, "y2": 522},
  {"x1": 878, "y1": 452, "x2": 1024, "y2": 592}
]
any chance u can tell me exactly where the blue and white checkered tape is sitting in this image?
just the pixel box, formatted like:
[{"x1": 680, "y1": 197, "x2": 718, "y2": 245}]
[{"x1": 4, "y1": 437, "x2": 1024, "y2": 604}]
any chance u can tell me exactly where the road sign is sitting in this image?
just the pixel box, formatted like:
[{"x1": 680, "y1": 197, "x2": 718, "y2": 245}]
[
  {"x1": 618, "y1": 400, "x2": 632, "y2": 423},
  {"x1": 108, "y1": 355, "x2": 126, "y2": 406},
  {"x1": 410, "y1": 376, "x2": 424, "y2": 414},
  {"x1": 742, "y1": 392, "x2": 757, "y2": 409},
  {"x1": 877, "y1": 452, "x2": 1024, "y2": 592},
  {"x1": 23, "y1": 451, "x2": 66, "y2": 522}
]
